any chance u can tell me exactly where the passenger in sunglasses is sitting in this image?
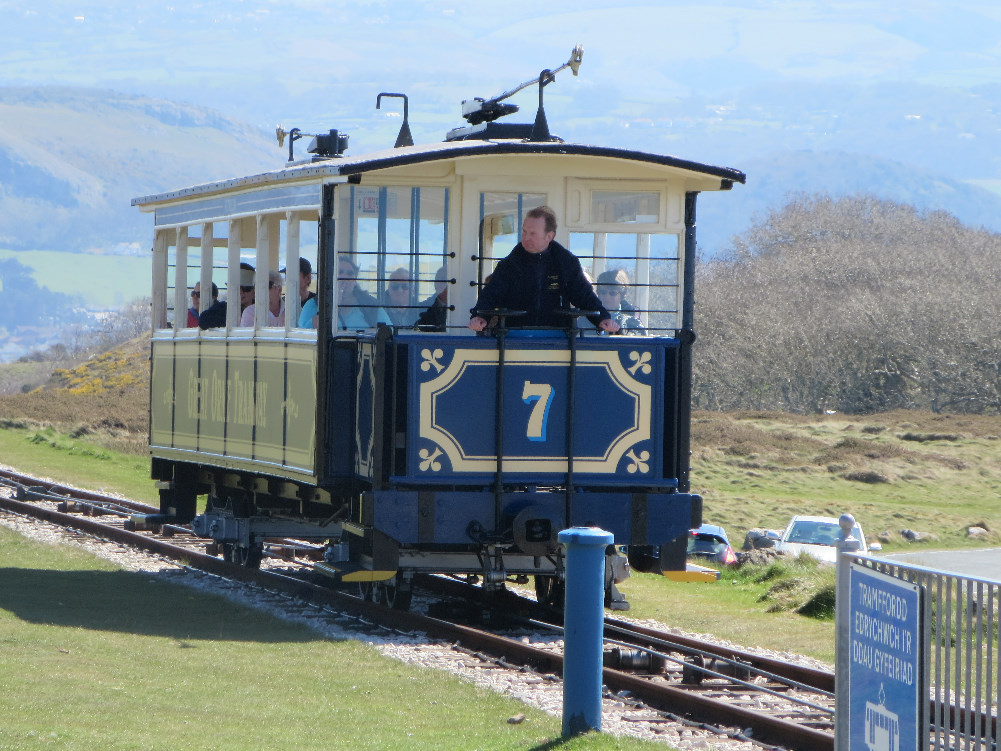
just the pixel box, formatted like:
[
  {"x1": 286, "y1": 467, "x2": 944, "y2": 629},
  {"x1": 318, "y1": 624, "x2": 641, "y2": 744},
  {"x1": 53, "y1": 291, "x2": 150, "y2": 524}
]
[
  {"x1": 187, "y1": 282, "x2": 218, "y2": 328},
  {"x1": 383, "y1": 267, "x2": 415, "y2": 327}
]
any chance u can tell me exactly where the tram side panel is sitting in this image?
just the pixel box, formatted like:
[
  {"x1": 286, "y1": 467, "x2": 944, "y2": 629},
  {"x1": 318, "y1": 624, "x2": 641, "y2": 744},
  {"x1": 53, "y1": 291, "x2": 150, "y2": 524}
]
[
  {"x1": 150, "y1": 337, "x2": 319, "y2": 518},
  {"x1": 321, "y1": 337, "x2": 380, "y2": 490}
]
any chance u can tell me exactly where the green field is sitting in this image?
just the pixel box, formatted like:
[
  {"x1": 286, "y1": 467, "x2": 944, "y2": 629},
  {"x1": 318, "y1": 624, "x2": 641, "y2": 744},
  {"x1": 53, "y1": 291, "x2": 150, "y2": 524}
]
[
  {"x1": 4, "y1": 406, "x2": 1001, "y2": 668},
  {"x1": 0, "y1": 249, "x2": 150, "y2": 309},
  {"x1": 0, "y1": 527, "x2": 668, "y2": 751},
  {"x1": 688, "y1": 410, "x2": 1001, "y2": 552}
]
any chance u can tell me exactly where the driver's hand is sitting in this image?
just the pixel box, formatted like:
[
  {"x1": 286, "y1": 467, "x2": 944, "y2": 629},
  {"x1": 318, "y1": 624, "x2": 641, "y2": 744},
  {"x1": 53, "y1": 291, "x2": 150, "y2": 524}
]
[{"x1": 598, "y1": 318, "x2": 620, "y2": 333}]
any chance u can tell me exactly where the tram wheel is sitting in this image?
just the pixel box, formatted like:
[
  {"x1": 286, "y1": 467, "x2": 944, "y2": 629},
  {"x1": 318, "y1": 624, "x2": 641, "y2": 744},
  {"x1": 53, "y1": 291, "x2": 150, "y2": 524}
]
[
  {"x1": 534, "y1": 575, "x2": 565, "y2": 608},
  {"x1": 380, "y1": 574, "x2": 413, "y2": 611}
]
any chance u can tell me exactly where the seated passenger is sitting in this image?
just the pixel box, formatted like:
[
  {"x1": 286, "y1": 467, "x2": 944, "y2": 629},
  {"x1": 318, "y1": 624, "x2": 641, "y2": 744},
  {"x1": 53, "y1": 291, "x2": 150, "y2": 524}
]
[
  {"x1": 337, "y1": 256, "x2": 391, "y2": 330},
  {"x1": 240, "y1": 270, "x2": 285, "y2": 327},
  {"x1": 199, "y1": 263, "x2": 254, "y2": 329},
  {"x1": 596, "y1": 269, "x2": 645, "y2": 334},
  {"x1": 415, "y1": 265, "x2": 449, "y2": 331},
  {"x1": 187, "y1": 282, "x2": 217, "y2": 328},
  {"x1": 384, "y1": 267, "x2": 415, "y2": 327},
  {"x1": 282, "y1": 257, "x2": 317, "y2": 328}
]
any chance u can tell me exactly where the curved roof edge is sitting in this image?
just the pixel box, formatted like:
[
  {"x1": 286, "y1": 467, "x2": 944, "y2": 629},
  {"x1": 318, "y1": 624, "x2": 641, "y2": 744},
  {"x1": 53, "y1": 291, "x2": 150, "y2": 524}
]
[
  {"x1": 347, "y1": 141, "x2": 747, "y2": 183},
  {"x1": 133, "y1": 139, "x2": 745, "y2": 207}
]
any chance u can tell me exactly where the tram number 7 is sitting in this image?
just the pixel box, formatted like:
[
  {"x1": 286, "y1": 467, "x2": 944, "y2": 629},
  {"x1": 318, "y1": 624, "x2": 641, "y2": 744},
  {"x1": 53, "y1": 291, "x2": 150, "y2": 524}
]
[{"x1": 521, "y1": 381, "x2": 554, "y2": 442}]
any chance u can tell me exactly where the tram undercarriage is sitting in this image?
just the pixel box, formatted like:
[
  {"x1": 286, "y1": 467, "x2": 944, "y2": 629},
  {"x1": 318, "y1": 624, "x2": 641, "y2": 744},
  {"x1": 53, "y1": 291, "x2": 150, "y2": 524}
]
[{"x1": 159, "y1": 466, "x2": 684, "y2": 612}]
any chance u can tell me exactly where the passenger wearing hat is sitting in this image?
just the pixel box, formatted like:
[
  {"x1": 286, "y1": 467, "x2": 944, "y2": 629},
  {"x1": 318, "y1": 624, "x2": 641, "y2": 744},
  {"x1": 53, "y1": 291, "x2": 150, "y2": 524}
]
[
  {"x1": 240, "y1": 269, "x2": 285, "y2": 327},
  {"x1": 199, "y1": 262, "x2": 255, "y2": 329}
]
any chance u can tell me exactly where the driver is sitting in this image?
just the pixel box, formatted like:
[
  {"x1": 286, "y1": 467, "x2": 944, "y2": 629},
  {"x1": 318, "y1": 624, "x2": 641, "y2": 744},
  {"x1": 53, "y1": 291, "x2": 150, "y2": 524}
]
[{"x1": 468, "y1": 205, "x2": 619, "y2": 333}]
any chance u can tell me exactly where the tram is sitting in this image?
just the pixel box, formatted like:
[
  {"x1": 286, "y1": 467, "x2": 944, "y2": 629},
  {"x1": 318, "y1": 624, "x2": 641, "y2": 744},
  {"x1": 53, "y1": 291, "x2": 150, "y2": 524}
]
[{"x1": 132, "y1": 46, "x2": 745, "y2": 609}]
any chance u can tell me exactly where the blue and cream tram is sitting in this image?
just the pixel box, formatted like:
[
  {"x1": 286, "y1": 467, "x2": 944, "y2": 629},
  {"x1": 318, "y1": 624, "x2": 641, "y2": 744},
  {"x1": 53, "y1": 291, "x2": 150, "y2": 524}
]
[{"x1": 132, "y1": 48, "x2": 745, "y2": 608}]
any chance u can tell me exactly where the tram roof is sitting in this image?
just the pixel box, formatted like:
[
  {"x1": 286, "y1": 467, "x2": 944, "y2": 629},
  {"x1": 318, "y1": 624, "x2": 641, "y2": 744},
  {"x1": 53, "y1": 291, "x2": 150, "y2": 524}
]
[{"x1": 132, "y1": 137, "x2": 746, "y2": 209}]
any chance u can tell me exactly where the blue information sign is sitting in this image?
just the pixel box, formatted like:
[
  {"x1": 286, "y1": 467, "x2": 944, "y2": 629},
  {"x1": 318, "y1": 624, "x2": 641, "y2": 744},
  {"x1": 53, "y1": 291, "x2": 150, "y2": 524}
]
[{"x1": 848, "y1": 565, "x2": 924, "y2": 751}]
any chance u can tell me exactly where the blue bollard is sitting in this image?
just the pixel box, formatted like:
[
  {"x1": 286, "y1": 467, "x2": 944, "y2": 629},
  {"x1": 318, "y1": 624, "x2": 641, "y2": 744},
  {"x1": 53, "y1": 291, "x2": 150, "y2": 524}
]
[{"x1": 558, "y1": 526, "x2": 614, "y2": 737}]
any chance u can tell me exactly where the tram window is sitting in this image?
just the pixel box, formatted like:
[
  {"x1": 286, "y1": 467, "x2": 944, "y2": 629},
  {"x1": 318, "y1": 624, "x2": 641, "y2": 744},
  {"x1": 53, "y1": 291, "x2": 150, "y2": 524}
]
[
  {"x1": 291, "y1": 218, "x2": 319, "y2": 329},
  {"x1": 334, "y1": 185, "x2": 450, "y2": 331},
  {"x1": 382, "y1": 187, "x2": 414, "y2": 322},
  {"x1": 647, "y1": 234, "x2": 681, "y2": 333},
  {"x1": 412, "y1": 188, "x2": 449, "y2": 328},
  {"x1": 478, "y1": 192, "x2": 546, "y2": 270},
  {"x1": 185, "y1": 222, "x2": 229, "y2": 329},
  {"x1": 591, "y1": 190, "x2": 660, "y2": 224},
  {"x1": 569, "y1": 231, "x2": 682, "y2": 335},
  {"x1": 162, "y1": 238, "x2": 178, "y2": 329}
]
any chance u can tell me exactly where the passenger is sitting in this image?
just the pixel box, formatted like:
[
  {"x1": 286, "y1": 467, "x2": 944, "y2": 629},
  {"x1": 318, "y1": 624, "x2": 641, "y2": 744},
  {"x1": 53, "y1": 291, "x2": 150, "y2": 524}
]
[
  {"x1": 187, "y1": 281, "x2": 217, "y2": 328},
  {"x1": 336, "y1": 256, "x2": 391, "y2": 330},
  {"x1": 415, "y1": 265, "x2": 449, "y2": 331},
  {"x1": 468, "y1": 206, "x2": 619, "y2": 333},
  {"x1": 199, "y1": 263, "x2": 254, "y2": 329},
  {"x1": 595, "y1": 269, "x2": 645, "y2": 334},
  {"x1": 240, "y1": 269, "x2": 285, "y2": 327},
  {"x1": 282, "y1": 257, "x2": 318, "y2": 328},
  {"x1": 384, "y1": 267, "x2": 414, "y2": 327}
]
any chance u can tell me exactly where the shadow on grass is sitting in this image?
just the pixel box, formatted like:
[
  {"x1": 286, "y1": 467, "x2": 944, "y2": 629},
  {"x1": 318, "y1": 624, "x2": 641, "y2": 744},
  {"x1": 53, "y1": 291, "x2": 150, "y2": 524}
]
[
  {"x1": 528, "y1": 736, "x2": 583, "y2": 750},
  {"x1": 0, "y1": 567, "x2": 322, "y2": 643}
]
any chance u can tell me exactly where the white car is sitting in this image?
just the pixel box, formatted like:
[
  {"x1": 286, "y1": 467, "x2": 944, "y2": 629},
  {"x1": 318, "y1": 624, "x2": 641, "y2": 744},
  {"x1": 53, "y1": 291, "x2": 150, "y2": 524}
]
[{"x1": 775, "y1": 515, "x2": 881, "y2": 564}]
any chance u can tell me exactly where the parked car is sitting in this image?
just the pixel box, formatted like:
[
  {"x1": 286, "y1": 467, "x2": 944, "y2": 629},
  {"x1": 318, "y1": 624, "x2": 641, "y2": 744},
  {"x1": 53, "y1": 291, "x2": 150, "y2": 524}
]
[
  {"x1": 775, "y1": 515, "x2": 881, "y2": 564},
  {"x1": 687, "y1": 524, "x2": 737, "y2": 566}
]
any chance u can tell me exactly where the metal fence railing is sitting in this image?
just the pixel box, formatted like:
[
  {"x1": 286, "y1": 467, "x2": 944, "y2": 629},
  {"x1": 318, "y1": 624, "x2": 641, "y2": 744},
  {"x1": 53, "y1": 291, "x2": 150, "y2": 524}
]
[{"x1": 837, "y1": 553, "x2": 1001, "y2": 750}]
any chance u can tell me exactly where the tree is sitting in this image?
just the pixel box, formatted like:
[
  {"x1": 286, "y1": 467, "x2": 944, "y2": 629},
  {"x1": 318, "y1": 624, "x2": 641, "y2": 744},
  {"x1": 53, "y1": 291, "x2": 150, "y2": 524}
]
[{"x1": 694, "y1": 195, "x2": 1001, "y2": 414}]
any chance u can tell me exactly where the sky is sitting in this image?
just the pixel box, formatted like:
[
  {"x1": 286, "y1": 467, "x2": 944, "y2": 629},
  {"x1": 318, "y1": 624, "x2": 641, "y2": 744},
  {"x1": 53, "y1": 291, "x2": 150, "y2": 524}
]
[
  {"x1": 5, "y1": 0, "x2": 1001, "y2": 260},
  {"x1": 4, "y1": 0, "x2": 1001, "y2": 155}
]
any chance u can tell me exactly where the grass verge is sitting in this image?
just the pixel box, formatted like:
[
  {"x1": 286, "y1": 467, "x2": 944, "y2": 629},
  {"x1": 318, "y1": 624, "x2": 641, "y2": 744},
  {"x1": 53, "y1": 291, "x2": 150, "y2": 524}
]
[
  {"x1": 0, "y1": 527, "x2": 667, "y2": 751},
  {"x1": 0, "y1": 423, "x2": 159, "y2": 506},
  {"x1": 692, "y1": 410, "x2": 1001, "y2": 552},
  {"x1": 617, "y1": 556, "x2": 837, "y2": 664}
]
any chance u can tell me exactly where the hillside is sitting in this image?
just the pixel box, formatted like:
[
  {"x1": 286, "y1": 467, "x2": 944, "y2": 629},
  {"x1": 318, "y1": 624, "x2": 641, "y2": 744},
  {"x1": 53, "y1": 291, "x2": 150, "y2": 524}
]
[
  {"x1": 0, "y1": 335, "x2": 149, "y2": 454},
  {"x1": 0, "y1": 87, "x2": 278, "y2": 253},
  {"x1": 690, "y1": 410, "x2": 1001, "y2": 552}
]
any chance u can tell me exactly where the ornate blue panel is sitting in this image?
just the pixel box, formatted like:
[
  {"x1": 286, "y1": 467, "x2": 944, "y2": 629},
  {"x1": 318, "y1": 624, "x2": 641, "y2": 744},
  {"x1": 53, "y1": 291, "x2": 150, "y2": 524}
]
[{"x1": 394, "y1": 333, "x2": 677, "y2": 487}]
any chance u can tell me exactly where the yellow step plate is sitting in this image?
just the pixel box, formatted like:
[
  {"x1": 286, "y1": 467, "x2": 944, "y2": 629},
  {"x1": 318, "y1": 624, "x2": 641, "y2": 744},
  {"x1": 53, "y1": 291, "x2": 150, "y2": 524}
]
[
  {"x1": 661, "y1": 563, "x2": 721, "y2": 583},
  {"x1": 313, "y1": 561, "x2": 397, "y2": 583}
]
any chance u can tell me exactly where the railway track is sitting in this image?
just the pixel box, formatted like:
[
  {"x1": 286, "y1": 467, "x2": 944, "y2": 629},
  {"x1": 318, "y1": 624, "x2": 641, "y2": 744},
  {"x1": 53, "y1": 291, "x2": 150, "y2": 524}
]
[{"x1": 0, "y1": 466, "x2": 835, "y2": 750}]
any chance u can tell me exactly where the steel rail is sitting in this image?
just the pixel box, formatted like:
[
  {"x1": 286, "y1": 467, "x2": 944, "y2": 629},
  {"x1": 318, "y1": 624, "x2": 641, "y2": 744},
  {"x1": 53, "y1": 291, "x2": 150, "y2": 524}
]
[{"x1": 1, "y1": 472, "x2": 835, "y2": 749}]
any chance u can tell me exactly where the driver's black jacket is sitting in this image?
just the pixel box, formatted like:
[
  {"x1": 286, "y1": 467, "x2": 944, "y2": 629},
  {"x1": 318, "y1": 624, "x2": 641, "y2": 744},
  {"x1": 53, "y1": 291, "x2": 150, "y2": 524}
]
[{"x1": 470, "y1": 241, "x2": 611, "y2": 328}]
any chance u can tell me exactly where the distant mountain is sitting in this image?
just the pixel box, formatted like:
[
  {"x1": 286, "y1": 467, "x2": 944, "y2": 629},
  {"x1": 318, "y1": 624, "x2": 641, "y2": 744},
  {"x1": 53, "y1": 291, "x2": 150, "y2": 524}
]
[
  {"x1": 3, "y1": 82, "x2": 1001, "y2": 267},
  {"x1": 0, "y1": 87, "x2": 278, "y2": 253},
  {"x1": 695, "y1": 150, "x2": 1001, "y2": 256}
]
